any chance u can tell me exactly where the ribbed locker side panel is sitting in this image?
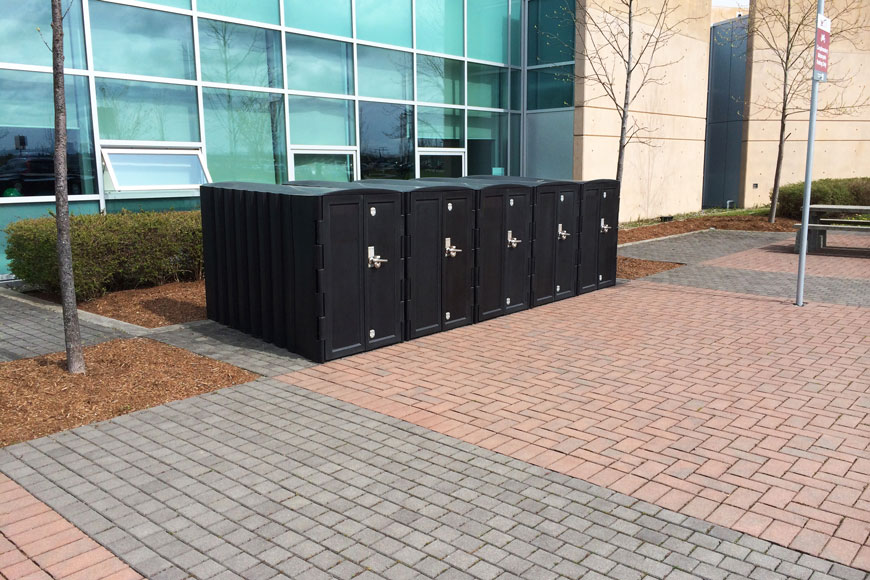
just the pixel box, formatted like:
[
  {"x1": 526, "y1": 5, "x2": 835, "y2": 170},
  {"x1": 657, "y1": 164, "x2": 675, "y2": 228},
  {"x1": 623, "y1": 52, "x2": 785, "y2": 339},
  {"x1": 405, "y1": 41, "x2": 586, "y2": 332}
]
[
  {"x1": 245, "y1": 194, "x2": 262, "y2": 338},
  {"x1": 200, "y1": 187, "x2": 219, "y2": 323},
  {"x1": 255, "y1": 191, "x2": 273, "y2": 343},
  {"x1": 233, "y1": 193, "x2": 251, "y2": 332},
  {"x1": 222, "y1": 189, "x2": 239, "y2": 328},
  {"x1": 268, "y1": 193, "x2": 287, "y2": 348}
]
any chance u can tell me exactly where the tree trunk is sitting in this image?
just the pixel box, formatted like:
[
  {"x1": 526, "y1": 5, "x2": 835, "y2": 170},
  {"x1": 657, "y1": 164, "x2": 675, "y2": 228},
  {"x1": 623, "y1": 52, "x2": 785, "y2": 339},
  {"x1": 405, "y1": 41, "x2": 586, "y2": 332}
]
[
  {"x1": 768, "y1": 107, "x2": 788, "y2": 224},
  {"x1": 52, "y1": 0, "x2": 86, "y2": 374},
  {"x1": 616, "y1": 0, "x2": 634, "y2": 183}
]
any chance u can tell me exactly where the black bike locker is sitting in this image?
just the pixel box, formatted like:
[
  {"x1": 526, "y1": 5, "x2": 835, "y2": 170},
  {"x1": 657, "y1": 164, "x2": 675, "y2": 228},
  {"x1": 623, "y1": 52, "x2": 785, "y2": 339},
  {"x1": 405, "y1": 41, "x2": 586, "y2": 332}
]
[
  {"x1": 578, "y1": 179, "x2": 621, "y2": 293},
  {"x1": 362, "y1": 180, "x2": 475, "y2": 339},
  {"x1": 469, "y1": 176, "x2": 580, "y2": 305}
]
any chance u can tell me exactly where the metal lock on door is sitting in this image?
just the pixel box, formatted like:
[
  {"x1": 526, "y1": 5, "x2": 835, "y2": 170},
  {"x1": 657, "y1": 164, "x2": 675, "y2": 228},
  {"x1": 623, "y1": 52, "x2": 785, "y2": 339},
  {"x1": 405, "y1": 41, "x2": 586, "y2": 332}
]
[
  {"x1": 600, "y1": 218, "x2": 611, "y2": 234},
  {"x1": 444, "y1": 237, "x2": 462, "y2": 258},
  {"x1": 507, "y1": 230, "x2": 522, "y2": 249},
  {"x1": 557, "y1": 223, "x2": 571, "y2": 241},
  {"x1": 367, "y1": 246, "x2": 388, "y2": 269}
]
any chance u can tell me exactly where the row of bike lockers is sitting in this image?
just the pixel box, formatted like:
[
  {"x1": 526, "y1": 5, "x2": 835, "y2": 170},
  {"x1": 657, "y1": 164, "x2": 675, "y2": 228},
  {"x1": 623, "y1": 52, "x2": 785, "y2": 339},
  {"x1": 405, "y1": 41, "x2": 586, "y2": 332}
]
[{"x1": 199, "y1": 177, "x2": 619, "y2": 363}]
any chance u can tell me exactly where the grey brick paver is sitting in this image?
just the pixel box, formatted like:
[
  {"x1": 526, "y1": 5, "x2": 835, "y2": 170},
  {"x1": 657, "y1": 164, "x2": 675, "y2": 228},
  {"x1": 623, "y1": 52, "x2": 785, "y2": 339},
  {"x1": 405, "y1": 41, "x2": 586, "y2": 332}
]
[{"x1": 1, "y1": 378, "x2": 867, "y2": 580}]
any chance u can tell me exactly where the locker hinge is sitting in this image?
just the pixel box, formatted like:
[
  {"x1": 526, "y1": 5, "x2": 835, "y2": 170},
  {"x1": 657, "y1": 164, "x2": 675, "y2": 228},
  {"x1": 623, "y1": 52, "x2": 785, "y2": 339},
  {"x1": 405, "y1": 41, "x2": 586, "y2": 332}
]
[
  {"x1": 314, "y1": 220, "x2": 325, "y2": 244},
  {"x1": 314, "y1": 245, "x2": 324, "y2": 270},
  {"x1": 316, "y1": 316, "x2": 326, "y2": 340}
]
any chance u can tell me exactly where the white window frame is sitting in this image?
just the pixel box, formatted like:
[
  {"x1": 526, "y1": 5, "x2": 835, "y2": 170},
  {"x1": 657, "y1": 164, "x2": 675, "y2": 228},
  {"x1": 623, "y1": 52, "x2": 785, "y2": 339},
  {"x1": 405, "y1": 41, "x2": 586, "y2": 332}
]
[
  {"x1": 101, "y1": 147, "x2": 212, "y2": 192},
  {"x1": 290, "y1": 148, "x2": 359, "y2": 182},
  {"x1": 416, "y1": 149, "x2": 466, "y2": 177}
]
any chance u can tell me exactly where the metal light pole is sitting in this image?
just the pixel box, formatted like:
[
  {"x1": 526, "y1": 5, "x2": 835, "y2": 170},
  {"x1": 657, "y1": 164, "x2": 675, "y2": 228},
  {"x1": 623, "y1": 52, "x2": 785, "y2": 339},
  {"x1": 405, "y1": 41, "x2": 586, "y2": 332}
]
[{"x1": 796, "y1": 0, "x2": 830, "y2": 306}]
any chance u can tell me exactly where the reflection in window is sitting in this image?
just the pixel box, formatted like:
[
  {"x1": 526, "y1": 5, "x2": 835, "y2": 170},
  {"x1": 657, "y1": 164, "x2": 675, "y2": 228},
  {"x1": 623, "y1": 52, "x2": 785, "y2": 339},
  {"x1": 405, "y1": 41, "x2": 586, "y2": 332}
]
[
  {"x1": 416, "y1": 0, "x2": 463, "y2": 56},
  {"x1": 511, "y1": 68, "x2": 522, "y2": 110},
  {"x1": 528, "y1": 0, "x2": 575, "y2": 65},
  {"x1": 198, "y1": 0, "x2": 280, "y2": 25},
  {"x1": 359, "y1": 102, "x2": 414, "y2": 180},
  {"x1": 286, "y1": 34, "x2": 354, "y2": 95},
  {"x1": 0, "y1": 0, "x2": 87, "y2": 68},
  {"x1": 356, "y1": 0, "x2": 412, "y2": 47},
  {"x1": 289, "y1": 97, "x2": 355, "y2": 146},
  {"x1": 418, "y1": 107, "x2": 463, "y2": 148},
  {"x1": 417, "y1": 56, "x2": 464, "y2": 105},
  {"x1": 420, "y1": 155, "x2": 463, "y2": 178},
  {"x1": 358, "y1": 46, "x2": 413, "y2": 101},
  {"x1": 467, "y1": 63, "x2": 507, "y2": 109},
  {"x1": 510, "y1": 113, "x2": 521, "y2": 175},
  {"x1": 203, "y1": 89, "x2": 288, "y2": 184},
  {"x1": 467, "y1": 111, "x2": 508, "y2": 176},
  {"x1": 285, "y1": 0, "x2": 352, "y2": 37},
  {"x1": 294, "y1": 154, "x2": 353, "y2": 182},
  {"x1": 199, "y1": 19, "x2": 282, "y2": 88},
  {"x1": 95, "y1": 79, "x2": 200, "y2": 142},
  {"x1": 148, "y1": 0, "x2": 191, "y2": 7},
  {"x1": 0, "y1": 70, "x2": 96, "y2": 197},
  {"x1": 527, "y1": 65, "x2": 574, "y2": 109},
  {"x1": 467, "y1": 0, "x2": 508, "y2": 64},
  {"x1": 511, "y1": 0, "x2": 522, "y2": 66},
  {"x1": 89, "y1": 1, "x2": 195, "y2": 79},
  {"x1": 105, "y1": 153, "x2": 207, "y2": 189}
]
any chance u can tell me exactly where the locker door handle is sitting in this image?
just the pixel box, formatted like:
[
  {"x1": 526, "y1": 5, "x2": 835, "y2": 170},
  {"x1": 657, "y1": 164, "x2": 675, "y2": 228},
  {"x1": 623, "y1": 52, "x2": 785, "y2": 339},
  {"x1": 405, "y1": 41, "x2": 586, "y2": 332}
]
[
  {"x1": 600, "y1": 219, "x2": 611, "y2": 234},
  {"x1": 507, "y1": 230, "x2": 522, "y2": 249},
  {"x1": 367, "y1": 246, "x2": 388, "y2": 269},
  {"x1": 558, "y1": 224, "x2": 571, "y2": 240},
  {"x1": 444, "y1": 237, "x2": 463, "y2": 258}
]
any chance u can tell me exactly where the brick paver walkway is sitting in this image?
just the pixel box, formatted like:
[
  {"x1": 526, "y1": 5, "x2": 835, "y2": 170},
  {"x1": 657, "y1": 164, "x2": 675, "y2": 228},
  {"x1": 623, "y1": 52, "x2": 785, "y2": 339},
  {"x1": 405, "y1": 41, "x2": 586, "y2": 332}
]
[
  {"x1": 0, "y1": 292, "x2": 123, "y2": 362},
  {"x1": 2, "y1": 379, "x2": 867, "y2": 580},
  {"x1": 702, "y1": 234, "x2": 870, "y2": 279},
  {"x1": 0, "y1": 474, "x2": 141, "y2": 580},
  {"x1": 277, "y1": 281, "x2": 870, "y2": 570}
]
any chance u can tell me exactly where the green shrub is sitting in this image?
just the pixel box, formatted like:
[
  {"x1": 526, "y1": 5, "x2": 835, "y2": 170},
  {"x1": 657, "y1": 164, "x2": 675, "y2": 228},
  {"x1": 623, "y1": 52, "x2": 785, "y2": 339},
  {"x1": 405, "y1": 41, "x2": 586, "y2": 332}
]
[
  {"x1": 4, "y1": 211, "x2": 203, "y2": 301},
  {"x1": 776, "y1": 177, "x2": 870, "y2": 219}
]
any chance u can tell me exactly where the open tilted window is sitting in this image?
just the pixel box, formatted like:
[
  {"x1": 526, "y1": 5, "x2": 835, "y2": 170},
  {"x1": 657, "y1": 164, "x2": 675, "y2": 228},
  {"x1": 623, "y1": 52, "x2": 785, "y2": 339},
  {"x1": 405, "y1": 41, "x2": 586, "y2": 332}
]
[{"x1": 101, "y1": 149, "x2": 210, "y2": 192}]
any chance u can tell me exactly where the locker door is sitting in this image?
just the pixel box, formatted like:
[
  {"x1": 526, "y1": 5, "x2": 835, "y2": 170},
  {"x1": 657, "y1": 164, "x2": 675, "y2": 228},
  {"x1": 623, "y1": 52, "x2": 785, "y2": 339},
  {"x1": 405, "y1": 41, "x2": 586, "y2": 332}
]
[
  {"x1": 554, "y1": 187, "x2": 579, "y2": 300},
  {"x1": 407, "y1": 192, "x2": 442, "y2": 339},
  {"x1": 323, "y1": 195, "x2": 366, "y2": 360},
  {"x1": 504, "y1": 189, "x2": 532, "y2": 315},
  {"x1": 442, "y1": 190, "x2": 474, "y2": 330},
  {"x1": 532, "y1": 189, "x2": 557, "y2": 307},
  {"x1": 579, "y1": 186, "x2": 601, "y2": 294},
  {"x1": 477, "y1": 190, "x2": 505, "y2": 321},
  {"x1": 598, "y1": 186, "x2": 620, "y2": 288},
  {"x1": 364, "y1": 193, "x2": 403, "y2": 350}
]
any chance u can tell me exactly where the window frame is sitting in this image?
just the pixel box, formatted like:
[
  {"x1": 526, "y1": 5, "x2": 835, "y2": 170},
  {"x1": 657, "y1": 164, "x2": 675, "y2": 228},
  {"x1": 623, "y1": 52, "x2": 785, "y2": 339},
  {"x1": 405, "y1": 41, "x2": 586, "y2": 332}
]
[{"x1": 101, "y1": 147, "x2": 211, "y2": 193}]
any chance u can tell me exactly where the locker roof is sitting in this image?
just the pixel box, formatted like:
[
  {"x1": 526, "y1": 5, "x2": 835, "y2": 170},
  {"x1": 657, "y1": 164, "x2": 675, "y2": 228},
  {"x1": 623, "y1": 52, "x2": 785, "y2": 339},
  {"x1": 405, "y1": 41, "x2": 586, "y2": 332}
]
[
  {"x1": 467, "y1": 176, "x2": 581, "y2": 188},
  {"x1": 357, "y1": 179, "x2": 473, "y2": 193},
  {"x1": 415, "y1": 177, "x2": 534, "y2": 192},
  {"x1": 285, "y1": 181, "x2": 402, "y2": 195}
]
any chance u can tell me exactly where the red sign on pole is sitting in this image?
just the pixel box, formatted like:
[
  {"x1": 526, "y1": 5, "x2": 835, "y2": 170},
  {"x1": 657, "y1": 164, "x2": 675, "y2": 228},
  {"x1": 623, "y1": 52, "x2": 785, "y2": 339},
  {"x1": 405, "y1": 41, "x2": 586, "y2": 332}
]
[{"x1": 814, "y1": 14, "x2": 831, "y2": 81}]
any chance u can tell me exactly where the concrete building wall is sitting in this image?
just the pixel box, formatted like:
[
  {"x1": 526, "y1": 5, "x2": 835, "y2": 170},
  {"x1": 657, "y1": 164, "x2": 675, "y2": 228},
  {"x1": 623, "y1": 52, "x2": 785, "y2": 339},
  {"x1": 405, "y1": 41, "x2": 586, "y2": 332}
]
[
  {"x1": 740, "y1": 0, "x2": 870, "y2": 208},
  {"x1": 572, "y1": 0, "x2": 712, "y2": 222},
  {"x1": 711, "y1": 5, "x2": 749, "y2": 23}
]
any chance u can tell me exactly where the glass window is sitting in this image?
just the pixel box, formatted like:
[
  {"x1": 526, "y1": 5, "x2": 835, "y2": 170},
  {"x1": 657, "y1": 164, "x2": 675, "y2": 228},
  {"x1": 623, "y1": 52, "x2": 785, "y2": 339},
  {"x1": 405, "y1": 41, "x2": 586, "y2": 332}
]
[
  {"x1": 199, "y1": 19, "x2": 282, "y2": 88},
  {"x1": 289, "y1": 97, "x2": 355, "y2": 146},
  {"x1": 467, "y1": 110, "x2": 507, "y2": 176},
  {"x1": 95, "y1": 79, "x2": 200, "y2": 142},
  {"x1": 527, "y1": 65, "x2": 574, "y2": 109},
  {"x1": 285, "y1": 0, "x2": 351, "y2": 37},
  {"x1": 0, "y1": 70, "x2": 96, "y2": 197},
  {"x1": 510, "y1": 113, "x2": 521, "y2": 175},
  {"x1": 467, "y1": 0, "x2": 508, "y2": 64},
  {"x1": 526, "y1": 110, "x2": 573, "y2": 178},
  {"x1": 417, "y1": 56, "x2": 464, "y2": 105},
  {"x1": 0, "y1": 0, "x2": 86, "y2": 69},
  {"x1": 202, "y1": 88, "x2": 288, "y2": 184},
  {"x1": 416, "y1": 0, "x2": 463, "y2": 56},
  {"x1": 467, "y1": 63, "x2": 507, "y2": 109},
  {"x1": 358, "y1": 46, "x2": 413, "y2": 101},
  {"x1": 356, "y1": 0, "x2": 412, "y2": 47},
  {"x1": 359, "y1": 102, "x2": 414, "y2": 179},
  {"x1": 511, "y1": 68, "x2": 522, "y2": 110},
  {"x1": 286, "y1": 34, "x2": 353, "y2": 95},
  {"x1": 528, "y1": 0, "x2": 575, "y2": 65},
  {"x1": 198, "y1": 0, "x2": 279, "y2": 25},
  {"x1": 148, "y1": 0, "x2": 191, "y2": 7},
  {"x1": 418, "y1": 107, "x2": 463, "y2": 148},
  {"x1": 89, "y1": 1, "x2": 195, "y2": 79},
  {"x1": 104, "y1": 152, "x2": 207, "y2": 189},
  {"x1": 510, "y1": 0, "x2": 521, "y2": 66},
  {"x1": 420, "y1": 155, "x2": 463, "y2": 178},
  {"x1": 293, "y1": 154, "x2": 353, "y2": 182}
]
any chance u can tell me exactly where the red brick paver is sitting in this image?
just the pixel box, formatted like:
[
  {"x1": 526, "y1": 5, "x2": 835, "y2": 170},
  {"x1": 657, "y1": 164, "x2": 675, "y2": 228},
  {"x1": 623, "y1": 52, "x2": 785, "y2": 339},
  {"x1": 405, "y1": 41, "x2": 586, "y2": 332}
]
[
  {"x1": 0, "y1": 474, "x2": 141, "y2": 580},
  {"x1": 278, "y1": 281, "x2": 870, "y2": 570},
  {"x1": 702, "y1": 233, "x2": 870, "y2": 278}
]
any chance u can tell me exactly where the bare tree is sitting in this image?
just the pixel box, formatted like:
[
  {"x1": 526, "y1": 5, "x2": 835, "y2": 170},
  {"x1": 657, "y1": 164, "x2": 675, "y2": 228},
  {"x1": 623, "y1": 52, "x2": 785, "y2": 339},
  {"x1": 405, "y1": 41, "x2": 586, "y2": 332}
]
[
  {"x1": 747, "y1": 0, "x2": 869, "y2": 222},
  {"x1": 545, "y1": 0, "x2": 694, "y2": 182},
  {"x1": 51, "y1": 0, "x2": 85, "y2": 374}
]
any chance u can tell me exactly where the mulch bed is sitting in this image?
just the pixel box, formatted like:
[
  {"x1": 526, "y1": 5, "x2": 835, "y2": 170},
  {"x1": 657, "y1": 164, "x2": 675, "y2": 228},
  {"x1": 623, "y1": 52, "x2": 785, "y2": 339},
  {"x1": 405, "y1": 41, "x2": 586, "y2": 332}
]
[
  {"x1": 0, "y1": 338, "x2": 257, "y2": 448},
  {"x1": 619, "y1": 215, "x2": 798, "y2": 245},
  {"x1": 617, "y1": 256, "x2": 684, "y2": 279},
  {"x1": 34, "y1": 280, "x2": 207, "y2": 328}
]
